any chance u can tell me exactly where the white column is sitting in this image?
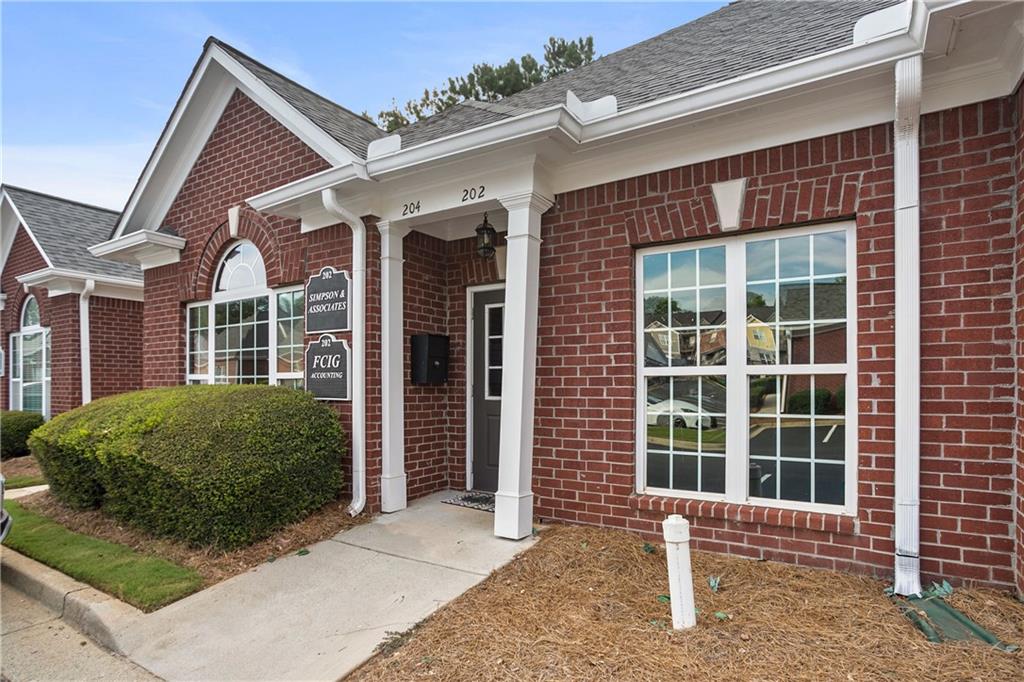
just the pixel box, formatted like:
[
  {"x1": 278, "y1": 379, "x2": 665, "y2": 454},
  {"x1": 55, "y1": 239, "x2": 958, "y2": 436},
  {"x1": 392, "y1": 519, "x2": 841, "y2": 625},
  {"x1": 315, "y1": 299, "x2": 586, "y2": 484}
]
[
  {"x1": 378, "y1": 220, "x2": 411, "y2": 513},
  {"x1": 494, "y1": 191, "x2": 553, "y2": 539},
  {"x1": 893, "y1": 55, "x2": 922, "y2": 597}
]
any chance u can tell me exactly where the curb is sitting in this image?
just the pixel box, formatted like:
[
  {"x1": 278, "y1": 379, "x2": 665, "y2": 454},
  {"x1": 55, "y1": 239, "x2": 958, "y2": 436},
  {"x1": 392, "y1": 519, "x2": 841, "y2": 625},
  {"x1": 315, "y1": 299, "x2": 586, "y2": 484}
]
[{"x1": 1, "y1": 549, "x2": 142, "y2": 654}]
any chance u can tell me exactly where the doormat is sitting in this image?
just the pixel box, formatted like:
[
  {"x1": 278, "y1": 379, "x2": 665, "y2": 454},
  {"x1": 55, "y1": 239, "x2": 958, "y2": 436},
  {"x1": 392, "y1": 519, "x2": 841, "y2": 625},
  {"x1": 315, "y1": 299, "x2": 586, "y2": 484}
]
[{"x1": 442, "y1": 492, "x2": 495, "y2": 513}]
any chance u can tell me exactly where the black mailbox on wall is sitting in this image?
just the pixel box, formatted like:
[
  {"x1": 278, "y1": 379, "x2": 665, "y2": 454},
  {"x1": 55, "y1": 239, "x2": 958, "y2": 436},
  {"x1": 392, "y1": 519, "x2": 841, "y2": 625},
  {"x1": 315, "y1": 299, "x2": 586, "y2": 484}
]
[{"x1": 410, "y1": 334, "x2": 449, "y2": 385}]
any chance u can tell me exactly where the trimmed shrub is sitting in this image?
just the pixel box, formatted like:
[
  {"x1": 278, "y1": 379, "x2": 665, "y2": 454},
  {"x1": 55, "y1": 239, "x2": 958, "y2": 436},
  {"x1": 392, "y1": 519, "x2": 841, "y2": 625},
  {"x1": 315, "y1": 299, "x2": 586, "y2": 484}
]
[
  {"x1": 785, "y1": 389, "x2": 834, "y2": 415},
  {"x1": 29, "y1": 385, "x2": 345, "y2": 548},
  {"x1": 1, "y1": 410, "x2": 45, "y2": 460}
]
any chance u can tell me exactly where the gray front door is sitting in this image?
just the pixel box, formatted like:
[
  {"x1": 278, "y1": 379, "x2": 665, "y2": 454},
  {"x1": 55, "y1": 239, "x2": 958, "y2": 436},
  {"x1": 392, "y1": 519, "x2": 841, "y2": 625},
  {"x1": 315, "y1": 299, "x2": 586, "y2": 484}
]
[{"x1": 472, "y1": 288, "x2": 504, "y2": 492}]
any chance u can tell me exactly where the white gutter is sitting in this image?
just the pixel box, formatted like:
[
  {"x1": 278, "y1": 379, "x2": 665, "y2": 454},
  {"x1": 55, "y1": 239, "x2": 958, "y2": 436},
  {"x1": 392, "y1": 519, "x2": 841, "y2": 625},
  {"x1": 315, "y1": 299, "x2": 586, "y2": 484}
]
[
  {"x1": 79, "y1": 279, "x2": 95, "y2": 404},
  {"x1": 892, "y1": 53, "x2": 924, "y2": 597},
  {"x1": 321, "y1": 188, "x2": 367, "y2": 517}
]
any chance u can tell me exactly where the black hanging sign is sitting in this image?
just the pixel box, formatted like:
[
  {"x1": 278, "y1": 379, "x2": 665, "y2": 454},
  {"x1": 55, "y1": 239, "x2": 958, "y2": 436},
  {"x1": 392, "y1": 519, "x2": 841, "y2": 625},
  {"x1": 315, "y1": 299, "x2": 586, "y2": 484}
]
[
  {"x1": 305, "y1": 266, "x2": 351, "y2": 333},
  {"x1": 305, "y1": 334, "x2": 351, "y2": 401}
]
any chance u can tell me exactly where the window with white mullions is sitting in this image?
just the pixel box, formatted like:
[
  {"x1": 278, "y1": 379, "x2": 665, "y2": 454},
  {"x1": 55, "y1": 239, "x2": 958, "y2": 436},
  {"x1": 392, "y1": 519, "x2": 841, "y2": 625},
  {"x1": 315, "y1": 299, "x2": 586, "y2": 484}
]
[
  {"x1": 637, "y1": 222, "x2": 856, "y2": 513},
  {"x1": 8, "y1": 295, "x2": 50, "y2": 417},
  {"x1": 484, "y1": 303, "x2": 503, "y2": 399},
  {"x1": 186, "y1": 240, "x2": 304, "y2": 388}
]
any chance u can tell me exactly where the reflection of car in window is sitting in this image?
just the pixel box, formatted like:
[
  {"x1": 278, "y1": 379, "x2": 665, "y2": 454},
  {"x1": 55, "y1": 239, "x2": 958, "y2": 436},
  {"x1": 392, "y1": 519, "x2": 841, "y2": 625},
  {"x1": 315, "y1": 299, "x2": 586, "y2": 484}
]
[{"x1": 646, "y1": 398, "x2": 717, "y2": 429}]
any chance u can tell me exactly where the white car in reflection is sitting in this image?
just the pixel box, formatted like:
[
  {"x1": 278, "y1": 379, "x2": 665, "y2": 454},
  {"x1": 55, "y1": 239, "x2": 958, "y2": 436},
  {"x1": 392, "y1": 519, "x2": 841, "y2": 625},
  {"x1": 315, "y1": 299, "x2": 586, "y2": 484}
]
[{"x1": 646, "y1": 398, "x2": 717, "y2": 429}]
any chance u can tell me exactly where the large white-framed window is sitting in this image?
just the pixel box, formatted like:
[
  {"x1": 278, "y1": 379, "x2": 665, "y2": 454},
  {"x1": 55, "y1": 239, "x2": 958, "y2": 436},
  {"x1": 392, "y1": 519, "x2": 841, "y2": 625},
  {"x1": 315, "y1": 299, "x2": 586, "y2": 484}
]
[
  {"x1": 186, "y1": 240, "x2": 304, "y2": 387},
  {"x1": 9, "y1": 295, "x2": 51, "y2": 417},
  {"x1": 636, "y1": 221, "x2": 857, "y2": 514}
]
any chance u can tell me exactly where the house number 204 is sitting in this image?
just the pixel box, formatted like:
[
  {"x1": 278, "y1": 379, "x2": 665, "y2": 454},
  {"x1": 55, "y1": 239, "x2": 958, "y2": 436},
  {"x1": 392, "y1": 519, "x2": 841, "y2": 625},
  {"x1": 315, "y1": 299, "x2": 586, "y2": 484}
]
[
  {"x1": 461, "y1": 185, "x2": 485, "y2": 202},
  {"x1": 402, "y1": 200, "x2": 421, "y2": 216}
]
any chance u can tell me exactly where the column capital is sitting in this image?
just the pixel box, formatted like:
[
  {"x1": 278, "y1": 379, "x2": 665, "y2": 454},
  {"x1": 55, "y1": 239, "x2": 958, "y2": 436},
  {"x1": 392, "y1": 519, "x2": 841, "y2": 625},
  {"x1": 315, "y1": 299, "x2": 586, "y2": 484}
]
[
  {"x1": 376, "y1": 219, "x2": 412, "y2": 239},
  {"x1": 498, "y1": 191, "x2": 554, "y2": 215}
]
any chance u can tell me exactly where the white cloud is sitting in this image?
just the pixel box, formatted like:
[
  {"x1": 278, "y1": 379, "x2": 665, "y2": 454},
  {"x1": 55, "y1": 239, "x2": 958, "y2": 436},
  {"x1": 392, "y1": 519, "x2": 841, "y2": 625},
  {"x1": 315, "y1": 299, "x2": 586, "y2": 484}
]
[{"x1": 1, "y1": 141, "x2": 152, "y2": 209}]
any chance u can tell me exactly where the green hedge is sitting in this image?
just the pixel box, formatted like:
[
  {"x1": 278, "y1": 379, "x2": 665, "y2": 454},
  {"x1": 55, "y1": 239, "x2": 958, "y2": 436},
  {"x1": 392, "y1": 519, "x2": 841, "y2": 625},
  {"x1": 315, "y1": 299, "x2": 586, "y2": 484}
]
[
  {"x1": 29, "y1": 385, "x2": 345, "y2": 548},
  {"x1": 1, "y1": 410, "x2": 45, "y2": 460},
  {"x1": 785, "y1": 389, "x2": 835, "y2": 415}
]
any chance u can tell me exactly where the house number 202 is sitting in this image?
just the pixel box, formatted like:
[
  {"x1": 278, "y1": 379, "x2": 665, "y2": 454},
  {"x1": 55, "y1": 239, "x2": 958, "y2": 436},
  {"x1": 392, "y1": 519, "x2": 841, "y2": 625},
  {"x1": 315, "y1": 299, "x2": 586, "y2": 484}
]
[{"x1": 461, "y1": 185, "x2": 485, "y2": 202}]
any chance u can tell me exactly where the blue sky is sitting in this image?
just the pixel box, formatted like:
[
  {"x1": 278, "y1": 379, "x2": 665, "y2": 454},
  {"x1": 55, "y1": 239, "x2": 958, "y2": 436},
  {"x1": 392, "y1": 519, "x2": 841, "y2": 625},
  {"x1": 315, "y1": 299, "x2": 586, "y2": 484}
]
[{"x1": 1, "y1": 2, "x2": 724, "y2": 208}]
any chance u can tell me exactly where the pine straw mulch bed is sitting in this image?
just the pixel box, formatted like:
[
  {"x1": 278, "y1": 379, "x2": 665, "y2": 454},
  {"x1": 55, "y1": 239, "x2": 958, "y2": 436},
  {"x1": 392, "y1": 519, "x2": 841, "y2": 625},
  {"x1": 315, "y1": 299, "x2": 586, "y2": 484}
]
[
  {"x1": 352, "y1": 524, "x2": 1024, "y2": 682},
  {"x1": 1, "y1": 455, "x2": 43, "y2": 480},
  {"x1": 17, "y1": 490, "x2": 367, "y2": 586}
]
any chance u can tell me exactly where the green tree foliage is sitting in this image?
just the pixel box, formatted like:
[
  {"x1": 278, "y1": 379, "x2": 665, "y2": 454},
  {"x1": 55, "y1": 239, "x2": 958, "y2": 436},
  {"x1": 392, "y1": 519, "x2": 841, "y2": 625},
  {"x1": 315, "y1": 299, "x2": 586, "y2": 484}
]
[{"x1": 372, "y1": 36, "x2": 595, "y2": 132}]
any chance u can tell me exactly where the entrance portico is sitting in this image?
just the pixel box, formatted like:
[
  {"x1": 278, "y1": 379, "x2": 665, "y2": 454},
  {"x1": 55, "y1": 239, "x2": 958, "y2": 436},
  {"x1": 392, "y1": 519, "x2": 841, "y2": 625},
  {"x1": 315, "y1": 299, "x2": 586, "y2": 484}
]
[{"x1": 250, "y1": 160, "x2": 554, "y2": 539}]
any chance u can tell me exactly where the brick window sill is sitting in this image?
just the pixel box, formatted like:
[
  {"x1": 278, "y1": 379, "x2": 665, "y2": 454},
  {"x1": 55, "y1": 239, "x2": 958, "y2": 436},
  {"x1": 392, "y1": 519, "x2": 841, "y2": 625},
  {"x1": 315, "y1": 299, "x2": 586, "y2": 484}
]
[{"x1": 629, "y1": 493, "x2": 857, "y2": 535}]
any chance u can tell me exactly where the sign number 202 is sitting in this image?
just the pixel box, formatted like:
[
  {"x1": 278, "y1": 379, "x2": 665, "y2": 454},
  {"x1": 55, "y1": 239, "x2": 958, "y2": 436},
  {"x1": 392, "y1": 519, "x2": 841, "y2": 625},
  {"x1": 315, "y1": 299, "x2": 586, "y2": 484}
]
[{"x1": 461, "y1": 185, "x2": 485, "y2": 202}]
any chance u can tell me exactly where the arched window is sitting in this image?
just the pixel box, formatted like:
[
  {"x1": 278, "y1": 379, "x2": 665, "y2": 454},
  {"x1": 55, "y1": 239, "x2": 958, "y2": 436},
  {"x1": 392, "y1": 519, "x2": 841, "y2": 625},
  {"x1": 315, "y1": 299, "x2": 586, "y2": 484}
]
[
  {"x1": 21, "y1": 295, "x2": 40, "y2": 328},
  {"x1": 187, "y1": 241, "x2": 304, "y2": 388},
  {"x1": 9, "y1": 295, "x2": 50, "y2": 417},
  {"x1": 215, "y1": 240, "x2": 267, "y2": 293}
]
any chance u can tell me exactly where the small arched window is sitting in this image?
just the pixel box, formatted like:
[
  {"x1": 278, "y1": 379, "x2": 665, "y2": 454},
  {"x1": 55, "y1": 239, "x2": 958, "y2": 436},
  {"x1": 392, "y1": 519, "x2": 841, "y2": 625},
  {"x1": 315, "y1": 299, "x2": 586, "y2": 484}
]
[
  {"x1": 215, "y1": 240, "x2": 266, "y2": 293},
  {"x1": 21, "y1": 295, "x2": 40, "y2": 328}
]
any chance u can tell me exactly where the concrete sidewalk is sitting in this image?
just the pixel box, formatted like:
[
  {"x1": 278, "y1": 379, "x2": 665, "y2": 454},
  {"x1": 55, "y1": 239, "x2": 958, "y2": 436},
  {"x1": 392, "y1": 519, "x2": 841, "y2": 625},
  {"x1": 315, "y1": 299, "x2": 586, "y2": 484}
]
[{"x1": 117, "y1": 490, "x2": 533, "y2": 681}]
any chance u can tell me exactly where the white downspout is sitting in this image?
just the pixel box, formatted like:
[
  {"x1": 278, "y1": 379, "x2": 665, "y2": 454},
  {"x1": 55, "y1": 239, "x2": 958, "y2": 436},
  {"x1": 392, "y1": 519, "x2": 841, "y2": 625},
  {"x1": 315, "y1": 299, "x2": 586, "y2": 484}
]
[
  {"x1": 321, "y1": 188, "x2": 367, "y2": 517},
  {"x1": 893, "y1": 54, "x2": 923, "y2": 596},
  {"x1": 79, "y1": 279, "x2": 95, "y2": 404}
]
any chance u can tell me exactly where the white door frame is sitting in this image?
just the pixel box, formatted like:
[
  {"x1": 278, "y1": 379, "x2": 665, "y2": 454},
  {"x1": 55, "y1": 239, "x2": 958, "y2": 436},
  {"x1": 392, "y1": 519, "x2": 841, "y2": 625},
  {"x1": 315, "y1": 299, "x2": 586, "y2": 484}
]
[{"x1": 465, "y1": 282, "x2": 505, "y2": 491}]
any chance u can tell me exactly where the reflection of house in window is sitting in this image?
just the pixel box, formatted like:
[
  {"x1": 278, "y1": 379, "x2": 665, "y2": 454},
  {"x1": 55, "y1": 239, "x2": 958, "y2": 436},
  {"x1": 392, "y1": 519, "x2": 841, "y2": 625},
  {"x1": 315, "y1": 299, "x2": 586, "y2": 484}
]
[{"x1": 747, "y1": 314, "x2": 776, "y2": 364}]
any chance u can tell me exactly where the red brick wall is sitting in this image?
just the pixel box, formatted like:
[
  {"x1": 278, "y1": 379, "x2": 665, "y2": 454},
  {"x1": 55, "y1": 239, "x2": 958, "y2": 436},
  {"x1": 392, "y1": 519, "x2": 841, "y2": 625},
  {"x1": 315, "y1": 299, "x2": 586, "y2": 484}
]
[
  {"x1": 139, "y1": 89, "x2": 383, "y2": 512},
  {"x1": 1, "y1": 227, "x2": 47, "y2": 411},
  {"x1": 1012, "y1": 82, "x2": 1024, "y2": 597},
  {"x1": 919, "y1": 97, "x2": 1018, "y2": 588},
  {"x1": 531, "y1": 96, "x2": 1018, "y2": 589},
  {"x1": 88, "y1": 296, "x2": 143, "y2": 399}
]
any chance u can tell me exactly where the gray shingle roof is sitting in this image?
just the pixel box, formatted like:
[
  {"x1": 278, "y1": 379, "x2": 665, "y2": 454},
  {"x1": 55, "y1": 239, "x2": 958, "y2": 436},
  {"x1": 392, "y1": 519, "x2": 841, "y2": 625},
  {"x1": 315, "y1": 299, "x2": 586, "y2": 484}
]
[
  {"x1": 3, "y1": 186, "x2": 142, "y2": 281},
  {"x1": 397, "y1": 0, "x2": 899, "y2": 148},
  {"x1": 211, "y1": 38, "x2": 388, "y2": 158}
]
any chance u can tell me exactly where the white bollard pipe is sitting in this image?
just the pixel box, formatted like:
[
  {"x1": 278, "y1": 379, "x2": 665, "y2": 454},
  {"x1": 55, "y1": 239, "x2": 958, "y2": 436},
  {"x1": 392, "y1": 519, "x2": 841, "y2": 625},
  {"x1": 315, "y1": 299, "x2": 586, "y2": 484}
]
[{"x1": 662, "y1": 514, "x2": 696, "y2": 630}]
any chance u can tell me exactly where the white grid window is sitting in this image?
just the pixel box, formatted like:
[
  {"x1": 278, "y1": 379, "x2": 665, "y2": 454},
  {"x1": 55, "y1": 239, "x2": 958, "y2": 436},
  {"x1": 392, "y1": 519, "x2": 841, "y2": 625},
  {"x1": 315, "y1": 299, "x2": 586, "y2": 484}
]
[
  {"x1": 637, "y1": 222, "x2": 857, "y2": 514},
  {"x1": 9, "y1": 295, "x2": 50, "y2": 417},
  {"x1": 186, "y1": 241, "x2": 303, "y2": 388}
]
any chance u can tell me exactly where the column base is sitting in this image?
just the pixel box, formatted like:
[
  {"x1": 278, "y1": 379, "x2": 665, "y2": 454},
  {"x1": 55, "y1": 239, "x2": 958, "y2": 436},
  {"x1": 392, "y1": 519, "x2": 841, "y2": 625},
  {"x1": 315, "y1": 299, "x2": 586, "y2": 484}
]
[
  {"x1": 493, "y1": 491, "x2": 534, "y2": 539},
  {"x1": 380, "y1": 473, "x2": 407, "y2": 513}
]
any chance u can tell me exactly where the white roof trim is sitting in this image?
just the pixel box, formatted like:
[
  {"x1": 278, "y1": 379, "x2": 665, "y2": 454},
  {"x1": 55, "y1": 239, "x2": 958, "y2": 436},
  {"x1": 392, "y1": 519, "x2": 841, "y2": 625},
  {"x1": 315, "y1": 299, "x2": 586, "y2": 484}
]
[
  {"x1": 16, "y1": 267, "x2": 144, "y2": 301},
  {"x1": 114, "y1": 43, "x2": 358, "y2": 239},
  {"x1": 1, "y1": 189, "x2": 55, "y2": 274},
  {"x1": 90, "y1": 229, "x2": 187, "y2": 272}
]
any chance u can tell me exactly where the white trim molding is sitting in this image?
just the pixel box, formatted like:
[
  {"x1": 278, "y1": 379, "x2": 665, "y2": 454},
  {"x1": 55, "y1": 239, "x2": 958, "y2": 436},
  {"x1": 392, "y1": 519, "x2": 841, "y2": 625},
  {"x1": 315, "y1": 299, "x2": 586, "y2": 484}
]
[
  {"x1": 892, "y1": 53, "x2": 923, "y2": 597},
  {"x1": 1, "y1": 189, "x2": 55, "y2": 273},
  {"x1": 16, "y1": 268, "x2": 144, "y2": 302},
  {"x1": 493, "y1": 191, "x2": 553, "y2": 539},
  {"x1": 113, "y1": 40, "x2": 360, "y2": 240},
  {"x1": 89, "y1": 230, "x2": 186, "y2": 271},
  {"x1": 710, "y1": 178, "x2": 748, "y2": 232}
]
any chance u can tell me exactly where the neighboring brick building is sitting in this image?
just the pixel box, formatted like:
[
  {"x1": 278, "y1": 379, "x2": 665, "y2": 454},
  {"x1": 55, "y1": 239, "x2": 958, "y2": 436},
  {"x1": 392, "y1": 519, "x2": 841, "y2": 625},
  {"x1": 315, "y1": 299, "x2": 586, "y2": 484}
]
[
  {"x1": 1, "y1": 186, "x2": 144, "y2": 417},
  {"x1": 92, "y1": 0, "x2": 1024, "y2": 596}
]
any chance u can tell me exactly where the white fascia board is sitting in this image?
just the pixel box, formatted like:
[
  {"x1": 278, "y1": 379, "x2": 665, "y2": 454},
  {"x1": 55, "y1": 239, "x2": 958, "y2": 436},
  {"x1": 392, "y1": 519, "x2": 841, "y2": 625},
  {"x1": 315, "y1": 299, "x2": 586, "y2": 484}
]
[
  {"x1": 89, "y1": 230, "x2": 186, "y2": 271},
  {"x1": 115, "y1": 44, "x2": 357, "y2": 238},
  {"x1": 16, "y1": 268, "x2": 144, "y2": 301},
  {"x1": 1, "y1": 190, "x2": 54, "y2": 271},
  {"x1": 247, "y1": 164, "x2": 368, "y2": 215}
]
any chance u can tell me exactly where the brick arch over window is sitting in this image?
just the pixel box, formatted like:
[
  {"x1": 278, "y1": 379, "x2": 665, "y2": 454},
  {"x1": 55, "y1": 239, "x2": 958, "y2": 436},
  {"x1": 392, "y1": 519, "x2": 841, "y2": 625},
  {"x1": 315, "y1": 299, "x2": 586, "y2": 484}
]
[{"x1": 192, "y1": 208, "x2": 285, "y2": 300}]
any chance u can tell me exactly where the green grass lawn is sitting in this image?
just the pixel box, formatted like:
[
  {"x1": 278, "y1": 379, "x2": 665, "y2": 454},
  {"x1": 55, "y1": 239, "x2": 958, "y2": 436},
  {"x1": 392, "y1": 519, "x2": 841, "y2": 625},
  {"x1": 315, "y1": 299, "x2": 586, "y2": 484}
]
[
  {"x1": 2, "y1": 500, "x2": 203, "y2": 611},
  {"x1": 4, "y1": 474, "x2": 46, "y2": 489},
  {"x1": 647, "y1": 425, "x2": 727, "y2": 444}
]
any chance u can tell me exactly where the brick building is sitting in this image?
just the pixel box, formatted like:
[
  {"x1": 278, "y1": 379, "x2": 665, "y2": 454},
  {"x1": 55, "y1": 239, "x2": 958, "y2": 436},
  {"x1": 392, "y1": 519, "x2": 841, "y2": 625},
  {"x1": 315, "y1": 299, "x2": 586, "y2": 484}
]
[
  {"x1": 91, "y1": 1, "x2": 1024, "y2": 596},
  {"x1": 1, "y1": 187, "x2": 143, "y2": 417}
]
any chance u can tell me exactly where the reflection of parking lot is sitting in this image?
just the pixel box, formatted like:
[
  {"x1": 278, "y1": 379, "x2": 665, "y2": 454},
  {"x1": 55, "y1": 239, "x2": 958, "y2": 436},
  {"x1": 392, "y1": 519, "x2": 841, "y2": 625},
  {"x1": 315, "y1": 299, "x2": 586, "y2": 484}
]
[{"x1": 748, "y1": 424, "x2": 844, "y2": 459}]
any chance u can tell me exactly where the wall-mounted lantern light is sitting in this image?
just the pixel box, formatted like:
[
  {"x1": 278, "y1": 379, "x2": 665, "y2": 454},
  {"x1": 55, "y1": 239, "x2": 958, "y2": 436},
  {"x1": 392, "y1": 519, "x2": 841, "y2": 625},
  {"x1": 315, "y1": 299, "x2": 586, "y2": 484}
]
[{"x1": 475, "y1": 212, "x2": 496, "y2": 259}]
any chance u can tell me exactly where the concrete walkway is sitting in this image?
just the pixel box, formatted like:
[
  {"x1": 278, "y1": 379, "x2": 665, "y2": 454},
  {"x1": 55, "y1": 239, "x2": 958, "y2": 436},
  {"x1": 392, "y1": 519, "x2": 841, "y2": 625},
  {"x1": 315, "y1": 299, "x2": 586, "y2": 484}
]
[{"x1": 118, "y1": 490, "x2": 533, "y2": 681}]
